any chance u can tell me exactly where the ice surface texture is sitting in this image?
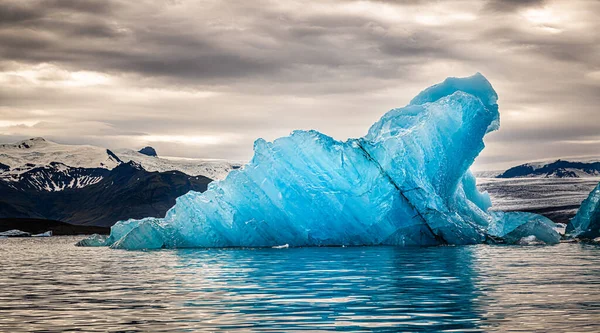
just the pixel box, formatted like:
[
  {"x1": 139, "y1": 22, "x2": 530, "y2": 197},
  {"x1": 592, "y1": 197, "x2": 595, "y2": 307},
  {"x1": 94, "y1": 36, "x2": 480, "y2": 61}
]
[
  {"x1": 567, "y1": 183, "x2": 600, "y2": 239},
  {"x1": 83, "y1": 73, "x2": 559, "y2": 249}
]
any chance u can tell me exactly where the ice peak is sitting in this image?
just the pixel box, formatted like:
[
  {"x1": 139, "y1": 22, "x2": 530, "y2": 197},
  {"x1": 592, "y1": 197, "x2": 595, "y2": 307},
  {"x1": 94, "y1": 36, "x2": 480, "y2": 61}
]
[{"x1": 410, "y1": 72, "x2": 497, "y2": 108}]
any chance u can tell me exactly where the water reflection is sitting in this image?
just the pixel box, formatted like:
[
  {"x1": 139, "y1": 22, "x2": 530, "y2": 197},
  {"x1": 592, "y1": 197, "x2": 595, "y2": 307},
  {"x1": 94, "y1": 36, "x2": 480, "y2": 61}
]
[
  {"x1": 0, "y1": 237, "x2": 599, "y2": 332},
  {"x1": 471, "y1": 244, "x2": 600, "y2": 332},
  {"x1": 170, "y1": 246, "x2": 481, "y2": 331}
]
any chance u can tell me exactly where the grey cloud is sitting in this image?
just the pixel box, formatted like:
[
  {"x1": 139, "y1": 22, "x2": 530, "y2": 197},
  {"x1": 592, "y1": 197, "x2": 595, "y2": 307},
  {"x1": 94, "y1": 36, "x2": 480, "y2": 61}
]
[
  {"x1": 485, "y1": 0, "x2": 546, "y2": 12},
  {"x1": 490, "y1": 124, "x2": 600, "y2": 143},
  {"x1": 482, "y1": 27, "x2": 599, "y2": 65},
  {"x1": 46, "y1": 20, "x2": 125, "y2": 39},
  {"x1": 0, "y1": 0, "x2": 462, "y2": 85},
  {"x1": 0, "y1": 4, "x2": 41, "y2": 25},
  {"x1": 41, "y1": 0, "x2": 116, "y2": 14},
  {"x1": 377, "y1": 31, "x2": 459, "y2": 61},
  {"x1": 0, "y1": 0, "x2": 115, "y2": 26},
  {"x1": 0, "y1": 0, "x2": 599, "y2": 169}
]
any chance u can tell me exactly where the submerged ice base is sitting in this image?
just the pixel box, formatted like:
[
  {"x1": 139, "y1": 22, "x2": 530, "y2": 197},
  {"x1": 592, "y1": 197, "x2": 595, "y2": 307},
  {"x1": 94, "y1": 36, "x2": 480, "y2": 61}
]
[{"x1": 82, "y1": 73, "x2": 560, "y2": 250}]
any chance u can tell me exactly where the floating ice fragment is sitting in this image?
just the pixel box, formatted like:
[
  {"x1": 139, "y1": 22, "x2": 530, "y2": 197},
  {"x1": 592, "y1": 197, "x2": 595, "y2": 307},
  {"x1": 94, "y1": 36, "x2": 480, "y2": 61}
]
[
  {"x1": 489, "y1": 212, "x2": 560, "y2": 245},
  {"x1": 32, "y1": 231, "x2": 52, "y2": 237},
  {"x1": 0, "y1": 229, "x2": 30, "y2": 237},
  {"x1": 75, "y1": 234, "x2": 108, "y2": 247},
  {"x1": 110, "y1": 218, "x2": 164, "y2": 250}
]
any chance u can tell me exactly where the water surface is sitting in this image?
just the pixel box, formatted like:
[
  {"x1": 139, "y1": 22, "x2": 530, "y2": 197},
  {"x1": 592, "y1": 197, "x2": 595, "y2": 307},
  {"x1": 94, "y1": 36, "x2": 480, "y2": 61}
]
[{"x1": 1, "y1": 237, "x2": 599, "y2": 332}]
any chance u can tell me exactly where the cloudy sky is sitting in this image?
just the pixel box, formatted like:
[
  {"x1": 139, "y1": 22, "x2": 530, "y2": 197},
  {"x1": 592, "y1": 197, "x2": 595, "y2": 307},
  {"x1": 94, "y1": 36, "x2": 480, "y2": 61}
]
[{"x1": 0, "y1": 0, "x2": 598, "y2": 170}]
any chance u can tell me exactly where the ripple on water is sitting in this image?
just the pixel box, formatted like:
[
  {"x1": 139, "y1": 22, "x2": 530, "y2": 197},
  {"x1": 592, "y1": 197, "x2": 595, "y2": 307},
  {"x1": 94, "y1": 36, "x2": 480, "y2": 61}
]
[{"x1": 0, "y1": 237, "x2": 599, "y2": 332}]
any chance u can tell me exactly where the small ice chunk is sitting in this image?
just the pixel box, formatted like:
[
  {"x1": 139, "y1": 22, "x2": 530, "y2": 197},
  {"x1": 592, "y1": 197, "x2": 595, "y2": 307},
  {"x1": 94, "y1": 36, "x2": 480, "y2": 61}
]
[
  {"x1": 75, "y1": 234, "x2": 108, "y2": 247},
  {"x1": 32, "y1": 231, "x2": 52, "y2": 237},
  {"x1": 272, "y1": 244, "x2": 289, "y2": 249},
  {"x1": 489, "y1": 212, "x2": 560, "y2": 245},
  {"x1": 0, "y1": 229, "x2": 30, "y2": 237},
  {"x1": 76, "y1": 218, "x2": 146, "y2": 247},
  {"x1": 110, "y1": 220, "x2": 164, "y2": 250}
]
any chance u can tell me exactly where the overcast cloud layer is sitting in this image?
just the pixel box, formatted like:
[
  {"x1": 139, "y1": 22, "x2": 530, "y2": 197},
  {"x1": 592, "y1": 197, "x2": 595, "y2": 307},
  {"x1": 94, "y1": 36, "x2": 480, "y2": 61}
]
[{"x1": 0, "y1": 0, "x2": 599, "y2": 170}]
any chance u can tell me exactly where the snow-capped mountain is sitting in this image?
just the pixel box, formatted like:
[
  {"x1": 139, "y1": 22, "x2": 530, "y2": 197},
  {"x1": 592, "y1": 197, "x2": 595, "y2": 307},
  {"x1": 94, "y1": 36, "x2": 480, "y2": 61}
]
[
  {"x1": 0, "y1": 137, "x2": 120, "y2": 173},
  {"x1": 0, "y1": 137, "x2": 121, "y2": 169},
  {"x1": 113, "y1": 148, "x2": 236, "y2": 181},
  {"x1": 3, "y1": 162, "x2": 110, "y2": 192},
  {"x1": 0, "y1": 138, "x2": 122, "y2": 191},
  {"x1": 0, "y1": 137, "x2": 232, "y2": 226},
  {"x1": 0, "y1": 137, "x2": 237, "y2": 192},
  {"x1": 497, "y1": 158, "x2": 600, "y2": 178},
  {"x1": 0, "y1": 162, "x2": 213, "y2": 226}
]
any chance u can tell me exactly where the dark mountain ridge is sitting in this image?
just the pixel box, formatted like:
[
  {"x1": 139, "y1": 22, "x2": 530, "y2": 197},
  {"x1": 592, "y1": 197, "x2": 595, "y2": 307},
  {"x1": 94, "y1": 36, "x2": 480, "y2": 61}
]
[
  {"x1": 0, "y1": 162, "x2": 212, "y2": 227},
  {"x1": 2, "y1": 162, "x2": 111, "y2": 191},
  {"x1": 497, "y1": 159, "x2": 600, "y2": 178}
]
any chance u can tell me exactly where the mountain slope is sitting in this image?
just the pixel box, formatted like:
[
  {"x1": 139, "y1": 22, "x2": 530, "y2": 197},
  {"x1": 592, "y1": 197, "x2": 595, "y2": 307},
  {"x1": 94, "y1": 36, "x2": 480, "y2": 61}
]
[
  {"x1": 0, "y1": 137, "x2": 237, "y2": 192},
  {"x1": 113, "y1": 148, "x2": 235, "y2": 181},
  {"x1": 0, "y1": 162, "x2": 212, "y2": 227},
  {"x1": 0, "y1": 137, "x2": 121, "y2": 172},
  {"x1": 0, "y1": 137, "x2": 230, "y2": 226},
  {"x1": 3, "y1": 163, "x2": 111, "y2": 191},
  {"x1": 497, "y1": 159, "x2": 600, "y2": 178},
  {"x1": 0, "y1": 137, "x2": 122, "y2": 191}
]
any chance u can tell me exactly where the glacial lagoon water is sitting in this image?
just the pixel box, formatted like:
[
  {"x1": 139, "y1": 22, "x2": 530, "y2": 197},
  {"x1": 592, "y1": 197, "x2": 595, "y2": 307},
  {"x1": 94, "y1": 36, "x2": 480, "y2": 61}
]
[{"x1": 1, "y1": 237, "x2": 599, "y2": 332}]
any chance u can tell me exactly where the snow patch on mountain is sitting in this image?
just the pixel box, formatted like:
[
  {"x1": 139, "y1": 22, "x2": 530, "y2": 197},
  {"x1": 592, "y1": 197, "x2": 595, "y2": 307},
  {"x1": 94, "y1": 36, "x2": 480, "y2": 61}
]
[
  {"x1": 0, "y1": 138, "x2": 238, "y2": 192},
  {"x1": 497, "y1": 158, "x2": 600, "y2": 178},
  {"x1": 0, "y1": 137, "x2": 121, "y2": 174},
  {"x1": 113, "y1": 148, "x2": 236, "y2": 181},
  {"x1": 1, "y1": 162, "x2": 110, "y2": 191}
]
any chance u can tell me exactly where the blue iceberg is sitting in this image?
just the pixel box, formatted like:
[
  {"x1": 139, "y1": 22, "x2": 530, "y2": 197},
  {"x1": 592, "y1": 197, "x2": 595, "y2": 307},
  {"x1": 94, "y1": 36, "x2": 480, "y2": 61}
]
[
  {"x1": 567, "y1": 183, "x2": 600, "y2": 240},
  {"x1": 81, "y1": 73, "x2": 560, "y2": 249}
]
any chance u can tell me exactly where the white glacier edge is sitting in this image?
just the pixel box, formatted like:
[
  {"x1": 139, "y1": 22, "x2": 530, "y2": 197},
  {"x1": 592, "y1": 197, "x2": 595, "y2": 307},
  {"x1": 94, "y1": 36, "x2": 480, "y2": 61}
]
[{"x1": 78, "y1": 73, "x2": 561, "y2": 250}]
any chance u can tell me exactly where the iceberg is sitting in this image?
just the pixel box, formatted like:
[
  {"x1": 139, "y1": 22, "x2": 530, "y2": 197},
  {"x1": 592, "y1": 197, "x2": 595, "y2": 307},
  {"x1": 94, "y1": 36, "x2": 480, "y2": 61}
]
[
  {"x1": 567, "y1": 183, "x2": 600, "y2": 239},
  {"x1": 80, "y1": 73, "x2": 559, "y2": 250}
]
